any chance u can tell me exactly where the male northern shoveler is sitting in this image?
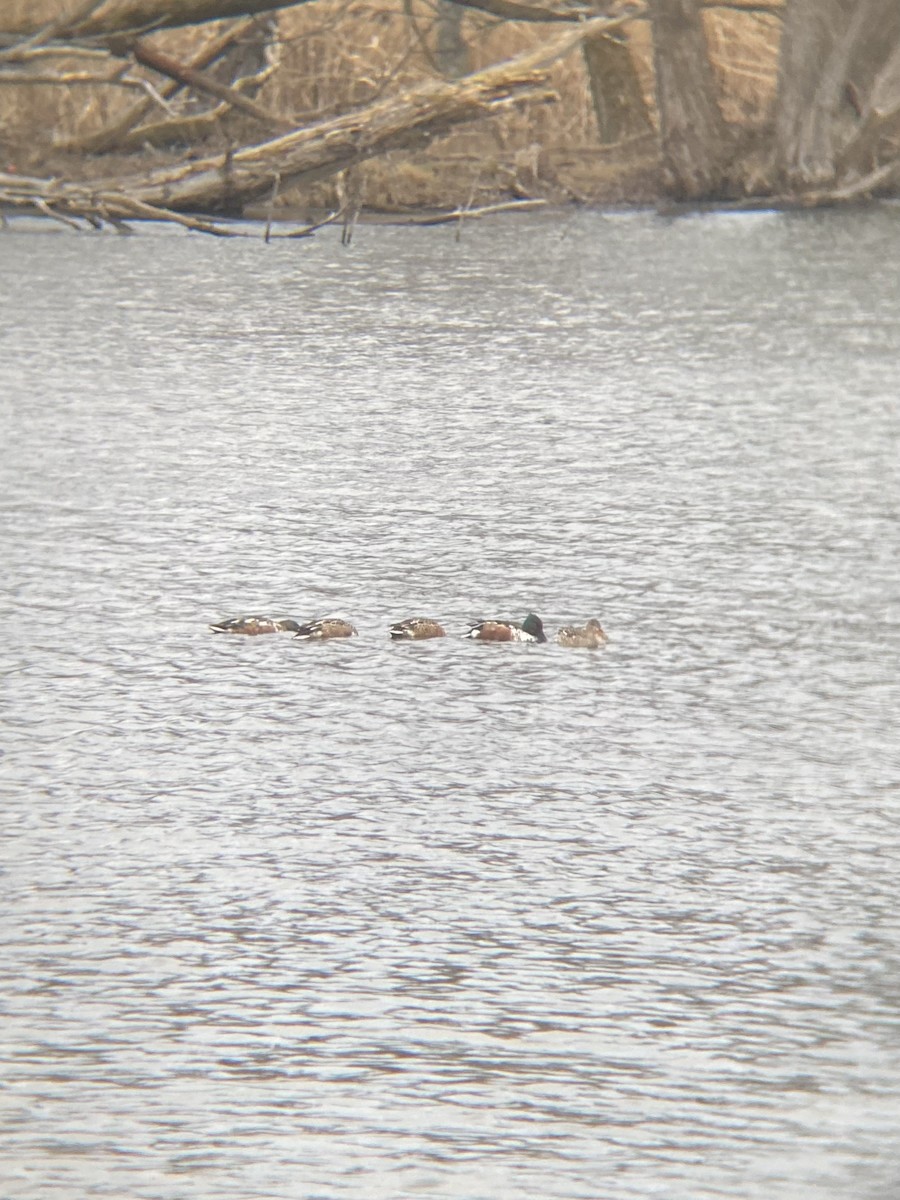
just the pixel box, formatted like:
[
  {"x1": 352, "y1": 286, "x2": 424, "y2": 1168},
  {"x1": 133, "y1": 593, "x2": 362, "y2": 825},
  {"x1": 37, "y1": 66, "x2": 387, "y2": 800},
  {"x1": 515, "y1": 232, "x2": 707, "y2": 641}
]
[
  {"x1": 556, "y1": 618, "x2": 609, "y2": 648},
  {"x1": 293, "y1": 617, "x2": 358, "y2": 640},
  {"x1": 209, "y1": 615, "x2": 301, "y2": 635},
  {"x1": 465, "y1": 612, "x2": 547, "y2": 643},
  {"x1": 389, "y1": 617, "x2": 446, "y2": 640}
]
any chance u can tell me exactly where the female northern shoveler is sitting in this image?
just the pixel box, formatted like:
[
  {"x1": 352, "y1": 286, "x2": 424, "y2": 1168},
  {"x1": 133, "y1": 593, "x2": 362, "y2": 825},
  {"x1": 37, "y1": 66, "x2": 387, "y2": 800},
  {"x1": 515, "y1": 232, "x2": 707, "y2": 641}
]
[
  {"x1": 389, "y1": 617, "x2": 446, "y2": 640},
  {"x1": 556, "y1": 618, "x2": 609, "y2": 648},
  {"x1": 209, "y1": 615, "x2": 301, "y2": 635},
  {"x1": 293, "y1": 617, "x2": 358, "y2": 640},
  {"x1": 465, "y1": 613, "x2": 547, "y2": 643}
]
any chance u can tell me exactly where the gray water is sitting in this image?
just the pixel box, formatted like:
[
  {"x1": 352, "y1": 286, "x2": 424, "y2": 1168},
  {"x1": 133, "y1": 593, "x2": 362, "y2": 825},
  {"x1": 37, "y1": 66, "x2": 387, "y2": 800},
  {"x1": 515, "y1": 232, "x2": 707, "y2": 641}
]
[{"x1": 1, "y1": 207, "x2": 899, "y2": 1200}]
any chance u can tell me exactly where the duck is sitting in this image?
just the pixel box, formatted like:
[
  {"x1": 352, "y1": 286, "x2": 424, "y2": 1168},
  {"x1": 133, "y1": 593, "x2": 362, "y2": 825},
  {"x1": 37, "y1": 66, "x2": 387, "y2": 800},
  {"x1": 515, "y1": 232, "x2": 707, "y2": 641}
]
[
  {"x1": 293, "y1": 617, "x2": 358, "y2": 640},
  {"x1": 209, "y1": 615, "x2": 301, "y2": 635},
  {"x1": 464, "y1": 612, "x2": 547, "y2": 643},
  {"x1": 556, "y1": 618, "x2": 609, "y2": 648},
  {"x1": 389, "y1": 617, "x2": 446, "y2": 640}
]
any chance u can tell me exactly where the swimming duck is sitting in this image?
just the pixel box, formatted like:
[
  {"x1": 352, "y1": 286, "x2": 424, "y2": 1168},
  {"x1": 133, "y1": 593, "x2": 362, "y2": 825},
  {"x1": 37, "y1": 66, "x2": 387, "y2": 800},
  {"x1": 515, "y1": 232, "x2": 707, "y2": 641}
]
[
  {"x1": 293, "y1": 617, "x2": 358, "y2": 640},
  {"x1": 464, "y1": 613, "x2": 547, "y2": 643},
  {"x1": 556, "y1": 618, "x2": 609, "y2": 648},
  {"x1": 389, "y1": 617, "x2": 447, "y2": 640},
  {"x1": 209, "y1": 615, "x2": 301, "y2": 635}
]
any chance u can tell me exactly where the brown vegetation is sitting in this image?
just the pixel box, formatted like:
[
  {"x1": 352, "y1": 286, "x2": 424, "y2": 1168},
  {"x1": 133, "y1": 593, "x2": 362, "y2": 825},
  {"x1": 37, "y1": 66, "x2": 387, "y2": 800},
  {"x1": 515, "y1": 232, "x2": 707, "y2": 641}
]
[
  {"x1": 1, "y1": 0, "x2": 898, "y2": 229},
  {"x1": 0, "y1": 0, "x2": 780, "y2": 215}
]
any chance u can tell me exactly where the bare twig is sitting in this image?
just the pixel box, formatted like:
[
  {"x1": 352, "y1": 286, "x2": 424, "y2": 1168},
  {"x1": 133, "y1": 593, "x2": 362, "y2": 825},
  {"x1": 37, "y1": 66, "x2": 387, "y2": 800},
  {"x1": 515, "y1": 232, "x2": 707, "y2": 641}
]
[
  {"x1": 403, "y1": 0, "x2": 443, "y2": 74},
  {"x1": 264, "y1": 171, "x2": 280, "y2": 242},
  {"x1": 700, "y1": 1, "x2": 782, "y2": 12},
  {"x1": 406, "y1": 197, "x2": 548, "y2": 223},
  {"x1": 0, "y1": 68, "x2": 159, "y2": 92},
  {"x1": 132, "y1": 77, "x2": 183, "y2": 115},
  {"x1": 447, "y1": 0, "x2": 594, "y2": 22},
  {"x1": 0, "y1": 45, "x2": 112, "y2": 64},
  {"x1": 270, "y1": 203, "x2": 352, "y2": 238}
]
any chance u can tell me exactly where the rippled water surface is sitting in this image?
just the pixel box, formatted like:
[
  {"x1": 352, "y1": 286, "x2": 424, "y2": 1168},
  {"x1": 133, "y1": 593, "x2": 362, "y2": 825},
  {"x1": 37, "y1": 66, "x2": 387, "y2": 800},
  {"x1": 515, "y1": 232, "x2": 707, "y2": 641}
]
[{"x1": 2, "y1": 208, "x2": 900, "y2": 1199}]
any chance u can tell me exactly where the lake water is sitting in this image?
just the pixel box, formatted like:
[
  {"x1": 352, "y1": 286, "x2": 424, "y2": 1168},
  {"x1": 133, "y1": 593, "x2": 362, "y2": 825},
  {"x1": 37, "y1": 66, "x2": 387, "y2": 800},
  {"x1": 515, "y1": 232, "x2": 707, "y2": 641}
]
[{"x1": 1, "y1": 206, "x2": 899, "y2": 1200}]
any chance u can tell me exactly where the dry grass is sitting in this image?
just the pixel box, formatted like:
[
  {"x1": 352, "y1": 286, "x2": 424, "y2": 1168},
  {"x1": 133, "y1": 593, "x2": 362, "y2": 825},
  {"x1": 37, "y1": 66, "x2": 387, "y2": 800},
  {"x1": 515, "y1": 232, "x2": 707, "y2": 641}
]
[{"x1": 0, "y1": 0, "x2": 782, "y2": 207}]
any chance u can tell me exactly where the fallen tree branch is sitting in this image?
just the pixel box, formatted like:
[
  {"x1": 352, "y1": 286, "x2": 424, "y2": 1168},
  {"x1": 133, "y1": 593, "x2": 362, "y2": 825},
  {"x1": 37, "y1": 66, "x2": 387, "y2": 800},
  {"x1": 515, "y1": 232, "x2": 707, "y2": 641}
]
[
  {"x1": 100, "y1": 61, "x2": 291, "y2": 152},
  {"x1": 274, "y1": 204, "x2": 352, "y2": 238},
  {"x1": 837, "y1": 85, "x2": 900, "y2": 177},
  {"x1": 128, "y1": 38, "x2": 289, "y2": 128},
  {"x1": 115, "y1": 17, "x2": 631, "y2": 207},
  {"x1": 0, "y1": 44, "x2": 112, "y2": 64},
  {"x1": 0, "y1": 14, "x2": 638, "y2": 231},
  {"x1": 445, "y1": 0, "x2": 593, "y2": 22},
  {"x1": 0, "y1": 0, "x2": 775, "y2": 43},
  {"x1": 401, "y1": 197, "x2": 548, "y2": 223},
  {"x1": 0, "y1": 0, "x2": 626, "y2": 40},
  {"x1": 58, "y1": 16, "x2": 258, "y2": 152},
  {"x1": 0, "y1": 67, "x2": 131, "y2": 86},
  {"x1": 101, "y1": 191, "x2": 248, "y2": 232},
  {"x1": 805, "y1": 156, "x2": 900, "y2": 204},
  {"x1": 0, "y1": 0, "x2": 310, "y2": 41},
  {"x1": 700, "y1": 1, "x2": 781, "y2": 11},
  {"x1": 33, "y1": 196, "x2": 87, "y2": 230},
  {"x1": 0, "y1": 170, "x2": 252, "y2": 234}
]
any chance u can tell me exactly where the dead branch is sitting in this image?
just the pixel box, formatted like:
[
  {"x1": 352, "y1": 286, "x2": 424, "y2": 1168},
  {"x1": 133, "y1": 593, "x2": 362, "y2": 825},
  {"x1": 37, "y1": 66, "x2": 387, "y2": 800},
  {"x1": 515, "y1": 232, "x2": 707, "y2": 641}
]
[
  {"x1": 103, "y1": 56, "x2": 286, "y2": 151},
  {"x1": 444, "y1": 0, "x2": 592, "y2": 22},
  {"x1": 128, "y1": 39, "x2": 289, "y2": 128},
  {"x1": 272, "y1": 203, "x2": 352, "y2": 238},
  {"x1": 0, "y1": 44, "x2": 112, "y2": 64},
  {"x1": 0, "y1": 15, "x2": 634, "y2": 232},
  {"x1": 0, "y1": 168, "x2": 250, "y2": 234},
  {"x1": 0, "y1": 0, "x2": 653, "y2": 41},
  {"x1": 811, "y1": 156, "x2": 900, "y2": 203},
  {"x1": 112, "y1": 16, "x2": 632, "y2": 211},
  {"x1": 1, "y1": 0, "x2": 109, "y2": 49},
  {"x1": 0, "y1": 68, "x2": 140, "y2": 88},
  {"x1": 59, "y1": 16, "x2": 258, "y2": 153},
  {"x1": 700, "y1": 1, "x2": 782, "y2": 11},
  {"x1": 0, "y1": 62, "x2": 185, "y2": 119},
  {"x1": 401, "y1": 197, "x2": 548, "y2": 223},
  {"x1": 102, "y1": 192, "x2": 249, "y2": 232},
  {"x1": 0, "y1": 0, "x2": 310, "y2": 41},
  {"x1": 33, "y1": 196, "x2": 87, "y2": 229},
  {"x1": 837, "y1": 98, "x2": 900, "y2": 176}
]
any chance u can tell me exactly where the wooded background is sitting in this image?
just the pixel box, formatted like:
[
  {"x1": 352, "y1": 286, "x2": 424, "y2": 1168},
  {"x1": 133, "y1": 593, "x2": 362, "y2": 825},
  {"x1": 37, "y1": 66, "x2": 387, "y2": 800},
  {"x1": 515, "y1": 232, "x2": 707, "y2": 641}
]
[{"x1": 1, "y1": 0, "x2": 898, "y2": 228}]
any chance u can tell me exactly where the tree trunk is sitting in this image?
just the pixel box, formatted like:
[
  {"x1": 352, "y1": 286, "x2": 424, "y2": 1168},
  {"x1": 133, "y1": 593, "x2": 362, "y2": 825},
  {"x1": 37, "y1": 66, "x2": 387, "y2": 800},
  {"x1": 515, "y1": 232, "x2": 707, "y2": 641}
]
[
  {"x1": 648, "y1": 0, "x2": 728, "y2": 200},
  {"x1": 582, "y1": 30, "x2": 653, "y2": 146},
  {"x1": 837, "y1": 41, "x2": 900, "y2": 177},
  {"x1": 434, "y1": 1, "x2": 470, "y2": 79},
  {"x1": 775, "y1": 0, "x2": 900, "y2": 191}
]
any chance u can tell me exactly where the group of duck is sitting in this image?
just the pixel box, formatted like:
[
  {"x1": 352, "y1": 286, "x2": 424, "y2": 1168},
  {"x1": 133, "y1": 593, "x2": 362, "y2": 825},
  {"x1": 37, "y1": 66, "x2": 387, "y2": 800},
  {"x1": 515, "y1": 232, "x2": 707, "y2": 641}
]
[{"x1": 209, "y1": 612, "x2": 609, "y2": 648}]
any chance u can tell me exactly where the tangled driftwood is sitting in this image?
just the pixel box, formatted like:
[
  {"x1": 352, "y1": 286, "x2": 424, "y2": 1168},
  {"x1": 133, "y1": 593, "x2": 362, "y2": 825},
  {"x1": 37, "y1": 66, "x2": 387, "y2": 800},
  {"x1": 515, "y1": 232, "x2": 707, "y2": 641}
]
[{"x1": 0, "y1": 16, "x2": 634, "y2": 234}]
